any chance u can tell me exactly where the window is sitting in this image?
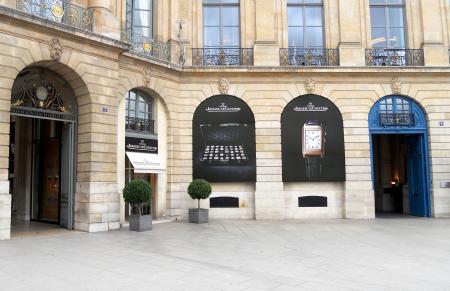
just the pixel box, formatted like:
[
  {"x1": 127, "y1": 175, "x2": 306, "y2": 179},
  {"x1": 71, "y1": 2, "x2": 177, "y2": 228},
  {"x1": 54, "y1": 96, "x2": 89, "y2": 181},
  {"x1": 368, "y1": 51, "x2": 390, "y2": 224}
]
[
  {"x1": 379, "y1": 96, "x2": 414, "y2": 126},
  {"x1": 287, "y1": 0, "x2": 324, "y2": 47},
  {"x1": 125, "y1": 90, "x2": 155, "y2": 134},
  {"x1": 370, "y1": 0, "x2": 406, "y2": 48},
  {"x1": 203, "y1": 0, "x2": 240, "y2": 47},
  {"x1": 126, "y1": 0, "x2": 153, "y2": 37}
]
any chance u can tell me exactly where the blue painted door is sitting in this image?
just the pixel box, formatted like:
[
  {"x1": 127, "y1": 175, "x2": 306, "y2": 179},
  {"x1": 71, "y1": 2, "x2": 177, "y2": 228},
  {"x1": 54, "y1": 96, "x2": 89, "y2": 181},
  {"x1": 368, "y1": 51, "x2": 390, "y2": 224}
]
[{"x1": 406, "y1": 135, "x2": 428, "y2": 217}]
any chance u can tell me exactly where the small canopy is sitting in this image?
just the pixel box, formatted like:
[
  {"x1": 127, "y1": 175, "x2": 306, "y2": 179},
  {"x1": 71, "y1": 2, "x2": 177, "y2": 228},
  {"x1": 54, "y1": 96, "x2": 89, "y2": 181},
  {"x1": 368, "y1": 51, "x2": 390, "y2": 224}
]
[{"x1": 126, "y1": 152, "x2": 165, "y2": 173}]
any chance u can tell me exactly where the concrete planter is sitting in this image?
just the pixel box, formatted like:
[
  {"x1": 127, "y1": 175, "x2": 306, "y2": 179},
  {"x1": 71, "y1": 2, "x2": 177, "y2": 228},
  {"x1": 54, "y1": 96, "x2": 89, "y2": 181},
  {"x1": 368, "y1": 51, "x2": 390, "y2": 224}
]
[
  {"x1": 129, "y1": 214, "x2": 152, "y2": 231},
  {"x1": 189, "y1": 208, "x2": 209, "y2": 224}
]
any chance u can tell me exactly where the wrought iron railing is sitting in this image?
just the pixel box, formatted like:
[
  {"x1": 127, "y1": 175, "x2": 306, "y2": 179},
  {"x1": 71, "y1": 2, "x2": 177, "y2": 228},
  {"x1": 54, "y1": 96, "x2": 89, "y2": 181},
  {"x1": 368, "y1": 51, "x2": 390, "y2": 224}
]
[
  {"x1": 365, "y1": 49, "x2": 424, "y2": 66},
  {"x1": 16, "y1": 0, "x2": 93, "y2": 31},
  {"x1": 192, "y1": 48, "x2": 254, "y2": 66},
  {"x1": 379, "y1": 113, "x2": 415, "y2": 126},
  {"x1": 279, "y1": 48, "x2": 339, "y2": 66},
  {"x1": 121, "y1": 30, "x2": 171, "y2": 62},
  {"x1": 125, "y1": 117, "x2": 155, "y2": 134}
]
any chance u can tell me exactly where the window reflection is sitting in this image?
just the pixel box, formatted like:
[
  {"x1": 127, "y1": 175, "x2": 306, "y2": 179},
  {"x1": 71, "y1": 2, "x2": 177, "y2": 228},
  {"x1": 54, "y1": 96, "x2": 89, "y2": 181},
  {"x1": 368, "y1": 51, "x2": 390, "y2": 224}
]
[
  {"x1": 126, "y1": 0, "x2": 153, "y2": 38},
  {"x1": 203, "y1": 0, "x2": 240, "y2": 48},
  {"x1": 370, "y1": 0, "x2": 406, "y2": 48},
  {"x1": 287, "y1": 1, "x2": 324, "y2": 48}
]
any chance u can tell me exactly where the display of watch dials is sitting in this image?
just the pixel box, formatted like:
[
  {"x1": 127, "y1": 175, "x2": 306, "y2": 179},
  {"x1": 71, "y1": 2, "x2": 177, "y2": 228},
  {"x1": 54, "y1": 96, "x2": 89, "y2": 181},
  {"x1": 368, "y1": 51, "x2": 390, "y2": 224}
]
[{"x1": 200, "y1": 144, "x2": 248, "y2": 165}]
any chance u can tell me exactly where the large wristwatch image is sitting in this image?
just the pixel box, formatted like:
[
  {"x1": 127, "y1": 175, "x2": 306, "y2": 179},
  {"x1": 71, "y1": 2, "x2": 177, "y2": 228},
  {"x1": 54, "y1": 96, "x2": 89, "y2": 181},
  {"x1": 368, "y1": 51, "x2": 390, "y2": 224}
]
[{"x1": 302, "y1": 120, "x2": 325, "y2": 180}]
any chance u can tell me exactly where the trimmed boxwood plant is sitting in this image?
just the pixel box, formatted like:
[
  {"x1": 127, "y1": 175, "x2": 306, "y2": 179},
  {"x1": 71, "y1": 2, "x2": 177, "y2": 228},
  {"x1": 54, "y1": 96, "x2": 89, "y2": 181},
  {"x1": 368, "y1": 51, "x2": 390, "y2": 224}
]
[
  {"x1": 188, "y1": 179, "x2": 212, "y2": 209},
  {"x1": 123, "y1": 179, "x2": 152, "y2": 215}
]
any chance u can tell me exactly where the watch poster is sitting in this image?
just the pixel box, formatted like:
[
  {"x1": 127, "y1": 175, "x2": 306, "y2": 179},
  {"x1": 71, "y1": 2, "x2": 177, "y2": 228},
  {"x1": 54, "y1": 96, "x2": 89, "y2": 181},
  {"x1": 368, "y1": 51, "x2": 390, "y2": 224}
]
[
  {"x1": 281, "y1": 94, "x2": 345, "y2": 182},
  {"x1": 192, "y1": 95, "x2": 256, "y2": 182}
]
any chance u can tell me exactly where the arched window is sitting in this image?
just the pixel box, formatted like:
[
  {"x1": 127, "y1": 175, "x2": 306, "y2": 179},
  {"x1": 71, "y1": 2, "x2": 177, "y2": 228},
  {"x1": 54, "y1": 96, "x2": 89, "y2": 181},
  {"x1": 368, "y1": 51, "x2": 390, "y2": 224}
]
[
  {"x1": 125, "y1": 90, "x2": 155, "y2": 134},
  {"x1": 378, "y1": 96, "x2": 414, "y2": 126}
]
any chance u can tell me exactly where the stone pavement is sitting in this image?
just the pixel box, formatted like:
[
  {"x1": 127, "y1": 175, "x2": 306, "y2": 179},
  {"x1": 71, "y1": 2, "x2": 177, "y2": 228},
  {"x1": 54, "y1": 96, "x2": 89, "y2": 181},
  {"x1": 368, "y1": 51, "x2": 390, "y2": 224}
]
[{"x1": 1, "y1": 218, "x2": 450, "y2": 291}]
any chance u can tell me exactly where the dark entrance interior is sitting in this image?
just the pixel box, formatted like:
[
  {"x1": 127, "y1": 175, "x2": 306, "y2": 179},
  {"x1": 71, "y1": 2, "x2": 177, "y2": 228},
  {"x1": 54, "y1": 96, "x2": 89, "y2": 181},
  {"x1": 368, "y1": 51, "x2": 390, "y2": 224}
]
[
  {"x1": 9, "y1": 116, "x2": 72, "y2": 228},
  {"x1": 372, "y1": 134, "x2": 428, "y2": 217}
]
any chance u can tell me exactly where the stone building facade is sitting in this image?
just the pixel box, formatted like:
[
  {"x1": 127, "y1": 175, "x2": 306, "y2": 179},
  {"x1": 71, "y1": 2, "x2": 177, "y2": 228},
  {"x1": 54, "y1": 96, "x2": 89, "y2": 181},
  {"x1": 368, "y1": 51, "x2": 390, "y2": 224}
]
[{"x1": 1, "y1": 0, "x2": 450, "y2": 240}]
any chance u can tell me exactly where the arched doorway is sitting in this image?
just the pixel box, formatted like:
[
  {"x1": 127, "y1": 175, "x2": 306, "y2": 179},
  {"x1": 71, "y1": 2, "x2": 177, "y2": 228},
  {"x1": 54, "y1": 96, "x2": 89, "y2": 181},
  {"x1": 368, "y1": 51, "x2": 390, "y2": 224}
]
[
  {"x1": 369, "y1": 95, "x2": 430, "y2": 217},
  {"x1": 9, "y1": 67, "x2": 77, "y2": 231},
  {"x1": 120, "y1": 88, "x2": 168, "y2": 223}
]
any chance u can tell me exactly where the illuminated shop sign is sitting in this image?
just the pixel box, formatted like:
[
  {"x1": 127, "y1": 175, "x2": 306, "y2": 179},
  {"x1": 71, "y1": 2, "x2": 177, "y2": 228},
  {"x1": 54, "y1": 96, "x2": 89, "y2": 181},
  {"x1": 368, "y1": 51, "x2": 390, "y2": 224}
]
[{"x1": 125, "y1": 137, "x2": 158, "y2": 154}]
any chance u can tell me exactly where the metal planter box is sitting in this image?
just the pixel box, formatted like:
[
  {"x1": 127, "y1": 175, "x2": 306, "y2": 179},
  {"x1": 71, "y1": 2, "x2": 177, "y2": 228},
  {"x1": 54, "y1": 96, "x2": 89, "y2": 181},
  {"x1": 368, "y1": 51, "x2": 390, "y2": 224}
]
[
  {"x1": 129, "y1": 214, "x2": 152, "y2": 231},
  {"x1": 189, "y1": 208, "x2": 209, "y2": 224}
]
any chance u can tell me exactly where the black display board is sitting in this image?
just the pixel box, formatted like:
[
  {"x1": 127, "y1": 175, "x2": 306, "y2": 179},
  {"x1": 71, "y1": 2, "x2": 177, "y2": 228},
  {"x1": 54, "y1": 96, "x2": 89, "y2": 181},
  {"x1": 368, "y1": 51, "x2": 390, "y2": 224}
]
[
  {"x1": 192, "y1": 95, "x2": 256, "y2": 182},
  {"x1": 281, "y1": 94, "x2": 345, "y2": 182},
  {"x1": 125, "y1": 137, "x2": 158, "y2": 154}
]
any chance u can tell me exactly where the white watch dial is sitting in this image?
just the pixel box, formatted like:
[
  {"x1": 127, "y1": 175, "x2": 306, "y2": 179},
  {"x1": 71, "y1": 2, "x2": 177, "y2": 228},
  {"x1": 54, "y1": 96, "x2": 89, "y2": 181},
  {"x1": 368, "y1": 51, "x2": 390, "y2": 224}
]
[{"x1": 304, "y1": 130, "x2": 322, "y2": 150}]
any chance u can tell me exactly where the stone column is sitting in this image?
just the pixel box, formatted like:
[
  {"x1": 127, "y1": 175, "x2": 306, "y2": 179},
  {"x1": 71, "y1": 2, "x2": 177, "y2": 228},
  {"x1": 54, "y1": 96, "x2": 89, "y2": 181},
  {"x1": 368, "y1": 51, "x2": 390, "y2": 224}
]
[
  {"x1": 337, "y1": 0, "x2": 365, "y2": 66},
  {"x1": 88, "y1": 0, "x2": 120, "y2": 39},
  {"x1": 419, "y1": 0, "x2": 449, "y2": 66},
  {"x1": 252, "y1": 0, "x2": 280, "y2": 66},
  {"x1": 343, "y1": 123, "x2": 375, "y2": 218},
  {"x1": 0, "y1": 0, "x2": 15, "y2": 8},
  {"x1": 254, "y1": 122, "x2": 285, "y2": 219},
  {"x1": 0, "y1": 76, "x2": 12, "y2": 240}
]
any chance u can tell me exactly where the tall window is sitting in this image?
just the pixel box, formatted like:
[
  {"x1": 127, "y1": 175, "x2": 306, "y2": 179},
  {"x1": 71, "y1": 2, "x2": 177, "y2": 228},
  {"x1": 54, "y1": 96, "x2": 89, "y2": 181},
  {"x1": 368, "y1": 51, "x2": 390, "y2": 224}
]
[
  {"x1": 125, "y1": 90, "x2": 155, "y2": 134},
  {"x1": 203, "y1": 0, "x2": 240, "y2": 48},
  {"x1": 370, "y1": 0, "x2": 406, "y2": 48},
  {"x1": 126, "y1": 0, "x2": 153, "y2": 37},
  {"x1": 287, "y1": 0, "x2": 324, "y2": 47}
]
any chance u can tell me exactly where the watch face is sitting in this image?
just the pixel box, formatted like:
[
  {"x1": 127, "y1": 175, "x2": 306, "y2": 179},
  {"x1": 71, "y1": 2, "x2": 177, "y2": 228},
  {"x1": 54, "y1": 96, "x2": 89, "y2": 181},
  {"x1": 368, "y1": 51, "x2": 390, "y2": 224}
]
[{"x1": 304, "y1": 129, "x2": 322, "y2": 150}]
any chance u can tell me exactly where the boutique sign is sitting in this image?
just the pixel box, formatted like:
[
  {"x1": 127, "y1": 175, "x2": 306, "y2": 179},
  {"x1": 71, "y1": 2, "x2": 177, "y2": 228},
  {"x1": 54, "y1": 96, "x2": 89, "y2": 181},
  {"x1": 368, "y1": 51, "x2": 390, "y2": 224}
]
[
  {"x1": 206, "y1": 102, "x2": 241, "y2": 113},
  {"x1": 281, "y1": 94, "x2": 345, "y2": 182},
  {"x1": 125, "y1": 137, "x2": 158, "y2": 154}
]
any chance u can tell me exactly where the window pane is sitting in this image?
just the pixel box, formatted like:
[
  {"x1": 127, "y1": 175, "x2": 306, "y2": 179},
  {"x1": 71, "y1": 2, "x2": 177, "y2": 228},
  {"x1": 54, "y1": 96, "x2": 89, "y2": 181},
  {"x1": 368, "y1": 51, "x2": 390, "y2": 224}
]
[
  {"x1": 222, "y1": 7, "x2": 239, "y2": 26},
  {"x1": 388, "y1": 27, "x2": 405, "y2": 48},
  {"x1": 134, "y1": 10, "x2": 151, "y2": 27},
  {"x1": 371, "y1": 27, "x2": 387, "y2": 47},
  {"x1": 222, "y1": 27, "x2": 240, "y2": 46},
  {"x1": 288, "y1": 7, "x2": 303, "y2": 26},
  {"x1": 305, "y1": 27, "x2": 323, "y2": 47},
  {"x1": 204, "y1": 27, "x2": 221, "y2": 46},
  {"x1": 388, "y1": 7, "x2": 404, "y2": 27},
  {"x1": 134, "y1": 26, "x2": 151, "y2": 37},
  {"x1": 370, "y1": 7, "x2": 385, "y2": 27},
  {"x1": 288, "y1": 27, "x2": 304, "y2": 46},
  {"x1": 305, "y1": 7, "x2": 322, "y2": 26},
  {"x1": 135, "y1": 0, "x2": 151, "y2": 9},
  {"x1": 204, "y1": 7, "x2": 220, "y2": 26}
]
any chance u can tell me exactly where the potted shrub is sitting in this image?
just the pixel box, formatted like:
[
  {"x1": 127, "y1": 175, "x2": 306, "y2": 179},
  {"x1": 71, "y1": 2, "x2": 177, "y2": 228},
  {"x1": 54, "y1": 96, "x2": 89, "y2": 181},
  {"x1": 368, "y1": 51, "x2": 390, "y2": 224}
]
[
  {"x1": 188, "y1": 179, "x2": 212, "y2": 224},
  {"x1": 122, "y1": 179, "x2": 152, "y2": 231}
]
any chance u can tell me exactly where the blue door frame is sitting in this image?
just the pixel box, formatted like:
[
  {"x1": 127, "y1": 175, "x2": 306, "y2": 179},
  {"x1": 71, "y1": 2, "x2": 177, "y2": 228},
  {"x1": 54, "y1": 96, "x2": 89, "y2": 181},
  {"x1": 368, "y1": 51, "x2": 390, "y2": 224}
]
[{"x1": 368, "y1": 95, "x2": 431, "y2": 217}]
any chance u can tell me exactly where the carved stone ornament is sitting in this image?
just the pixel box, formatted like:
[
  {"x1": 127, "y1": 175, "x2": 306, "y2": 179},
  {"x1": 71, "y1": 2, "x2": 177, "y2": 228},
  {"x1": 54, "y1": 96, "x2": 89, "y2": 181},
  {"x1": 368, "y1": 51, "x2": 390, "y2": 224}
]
[
  {"x1": 304, "y1": 78, "x2": 316, "y2": 94},
  {"x1": 391, "y1": 77, "x2": 402, "y2": 94},
  {"x1": 142, "y1": 67, "x2": 153, "y2": 87},
  {"x1": 48, "y1": 38, "x2": 63, "y2": 61},
  {"x1": 218, "y1": 78, "x2": 230, "y2": 95}
]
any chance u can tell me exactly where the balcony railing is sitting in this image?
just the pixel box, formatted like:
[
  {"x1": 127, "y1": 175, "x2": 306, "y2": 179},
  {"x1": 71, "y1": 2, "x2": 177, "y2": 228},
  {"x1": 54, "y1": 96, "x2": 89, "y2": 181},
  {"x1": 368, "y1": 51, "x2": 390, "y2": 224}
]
[
  {"x1": 16, "y1": 0, "x2": 93, "y2": 31},
  {"x1": 125, "y1": 117, "x2": 155, "y2": 134},
  {"x1": 121, "y1": 31, "x2": 171, "y2": 62},
  {"x1": 379, "y1": 113, "x2": 415, "y2": 126},
  {"x1": 192, "y1": 48, "x2": 254, "y2": 66},
  {"x1": 365, "y1": 49, "x2": 424, "y2": 66},
  {"x1": 279, "y1": 48, "x2": 339, "y2": 66}
]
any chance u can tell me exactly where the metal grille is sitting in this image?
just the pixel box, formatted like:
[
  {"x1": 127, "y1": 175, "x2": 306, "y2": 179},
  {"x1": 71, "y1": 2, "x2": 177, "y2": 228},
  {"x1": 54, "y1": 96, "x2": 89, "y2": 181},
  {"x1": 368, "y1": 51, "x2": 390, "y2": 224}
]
[
  {"x1": 125, "y1": 116, "x2": 155, "y2": 134},
  {"x1": 121, "y1": 31, "x2": 171, "y2": 62},
  {"x1": 11, "y1": 106, "x2": 76, "y2": 122},
  {"x1": 379, "y1": 113, "x2": 415, "y2": 126},
  {"x1": 192, "y1": 48, "x2": 254, "y2": 66},
  {"x1": 16, "y1": 0, "x2": 93, "y2": 31},
  {"x1": 279, "y1": 48, "x2": 339, "y2": 66},
  {"x1": 365, "y1": 49, "x2": 424, "y2": 66}
]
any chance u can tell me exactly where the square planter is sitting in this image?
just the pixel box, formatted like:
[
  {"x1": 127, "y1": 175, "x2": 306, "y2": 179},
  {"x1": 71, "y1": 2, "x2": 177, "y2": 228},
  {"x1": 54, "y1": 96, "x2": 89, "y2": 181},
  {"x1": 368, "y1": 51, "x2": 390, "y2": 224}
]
[
  {"x1": 189, "y1": 208, "x2": 209, "y2": 224},
  {"x1": 129, "y1": 214, "x2": 152, "y2": 231}
]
